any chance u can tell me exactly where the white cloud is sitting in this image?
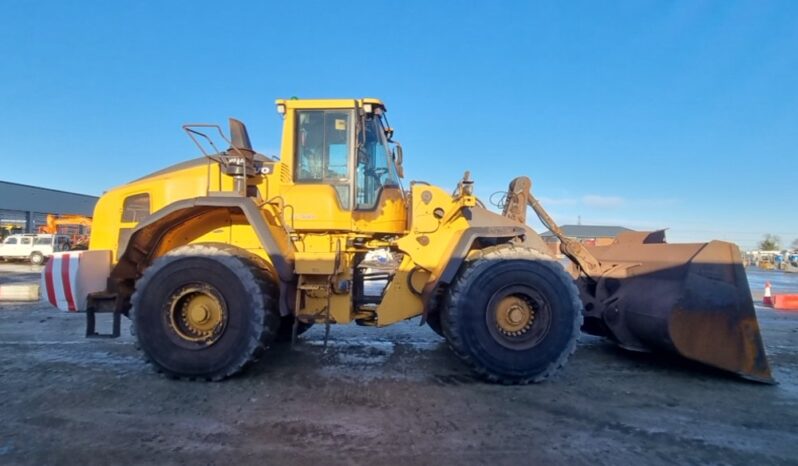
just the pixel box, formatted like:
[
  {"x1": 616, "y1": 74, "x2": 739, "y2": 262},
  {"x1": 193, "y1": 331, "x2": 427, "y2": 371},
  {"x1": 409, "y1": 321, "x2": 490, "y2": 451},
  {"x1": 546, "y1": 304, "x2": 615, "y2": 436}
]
[
  {"x1": 632, "y1": 198, "x2": 680, "y2": 208},
  {"x1": 537, "y1": 196, "x2": 578, "y2": 206},
  {"x1": 533, "y1": 194, "x2": 681, "y2": 211},
  {"x1": 582, "y1": 194, "x2": 625, "y2": 209}
]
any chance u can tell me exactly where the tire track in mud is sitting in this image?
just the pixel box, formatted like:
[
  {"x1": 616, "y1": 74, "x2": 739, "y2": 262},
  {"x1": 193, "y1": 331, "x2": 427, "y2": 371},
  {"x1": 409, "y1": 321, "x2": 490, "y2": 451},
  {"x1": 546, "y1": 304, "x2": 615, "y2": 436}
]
[
  {"x1": 453, "y1": 386, "x2": 795, "y2": 465},
  {"x1": 2, "y1": 298, "x2": 798, "y2": 465}
]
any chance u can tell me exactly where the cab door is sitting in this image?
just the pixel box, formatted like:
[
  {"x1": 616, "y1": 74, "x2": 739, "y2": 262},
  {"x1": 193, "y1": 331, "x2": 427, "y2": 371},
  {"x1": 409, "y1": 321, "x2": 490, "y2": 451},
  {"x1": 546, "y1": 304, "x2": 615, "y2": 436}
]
[
  {"x1": 281, "y1": 109, "x2": 355, "y2": 232},
  {"x1": 351, "y1": 111, "x2": 406, "y2": 234}
]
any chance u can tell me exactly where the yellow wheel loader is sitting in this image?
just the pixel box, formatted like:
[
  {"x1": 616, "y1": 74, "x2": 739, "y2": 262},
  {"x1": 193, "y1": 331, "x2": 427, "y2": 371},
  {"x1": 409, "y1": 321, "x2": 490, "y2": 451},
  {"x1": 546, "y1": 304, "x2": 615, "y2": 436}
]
[{"x1": 49, "y1": 98, "x2": 772, "y2": 383}]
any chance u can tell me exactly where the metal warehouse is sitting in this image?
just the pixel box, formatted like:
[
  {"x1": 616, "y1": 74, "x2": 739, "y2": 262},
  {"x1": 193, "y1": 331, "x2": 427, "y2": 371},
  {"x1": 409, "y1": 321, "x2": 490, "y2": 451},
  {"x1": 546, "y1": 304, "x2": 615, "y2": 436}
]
[{"x1": 0, "y1": 181, "x2": 98, "y2": 236}]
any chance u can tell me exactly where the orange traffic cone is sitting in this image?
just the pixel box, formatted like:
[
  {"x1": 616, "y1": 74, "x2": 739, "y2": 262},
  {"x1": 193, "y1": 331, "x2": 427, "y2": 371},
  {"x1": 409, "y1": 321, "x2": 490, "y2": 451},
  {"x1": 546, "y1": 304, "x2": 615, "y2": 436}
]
[{"x1": 763, "y1": 281, "x2": 773, "y2": 306}]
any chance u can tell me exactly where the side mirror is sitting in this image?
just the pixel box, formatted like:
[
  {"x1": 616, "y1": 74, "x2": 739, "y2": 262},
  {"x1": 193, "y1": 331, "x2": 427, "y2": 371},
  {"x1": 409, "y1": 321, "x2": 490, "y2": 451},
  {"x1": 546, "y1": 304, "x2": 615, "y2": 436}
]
[{"x1": 393, "y1": 143, "x2": 404, "y2": 178}]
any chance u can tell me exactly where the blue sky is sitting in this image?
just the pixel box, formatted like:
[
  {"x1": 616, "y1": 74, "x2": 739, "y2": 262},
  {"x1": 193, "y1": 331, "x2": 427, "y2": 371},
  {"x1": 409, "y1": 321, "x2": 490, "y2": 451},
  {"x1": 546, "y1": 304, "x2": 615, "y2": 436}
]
[{"x1": 1, "y1": 1, "x2": 796, "y2": 249}]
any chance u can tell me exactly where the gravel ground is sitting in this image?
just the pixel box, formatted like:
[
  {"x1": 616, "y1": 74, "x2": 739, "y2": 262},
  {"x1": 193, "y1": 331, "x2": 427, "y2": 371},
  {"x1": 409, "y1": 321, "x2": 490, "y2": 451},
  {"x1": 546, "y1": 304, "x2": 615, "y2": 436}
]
[{"x1": 1, "y1": 263, "x2": 797, "y2": 465}]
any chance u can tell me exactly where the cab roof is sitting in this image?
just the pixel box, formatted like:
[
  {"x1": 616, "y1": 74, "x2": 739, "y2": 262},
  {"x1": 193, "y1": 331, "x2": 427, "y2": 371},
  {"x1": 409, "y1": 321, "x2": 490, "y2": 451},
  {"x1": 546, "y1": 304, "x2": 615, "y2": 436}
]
[{"x1": 274, "y1": 98, "x2": 385, "y2": 111}]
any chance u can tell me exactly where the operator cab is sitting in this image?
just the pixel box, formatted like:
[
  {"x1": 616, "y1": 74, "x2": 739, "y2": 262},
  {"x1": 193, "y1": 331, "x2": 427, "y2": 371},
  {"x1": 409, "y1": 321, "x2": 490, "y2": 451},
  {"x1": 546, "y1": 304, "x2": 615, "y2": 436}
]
[{"x1": 277, "y1": 98, "x2": 407, "y2": 233}]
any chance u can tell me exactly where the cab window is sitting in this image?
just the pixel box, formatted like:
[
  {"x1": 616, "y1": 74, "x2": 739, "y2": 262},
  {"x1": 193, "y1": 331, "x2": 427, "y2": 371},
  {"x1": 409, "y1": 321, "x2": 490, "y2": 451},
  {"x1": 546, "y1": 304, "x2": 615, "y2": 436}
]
[
  {"x1": 4, "y1": 237, "x2": 17, "y2": 245},
  {"x1": 356, "y1": 113, "x2": 400, "y2": 210},
  {"x1": 122, "y1": 193, "x2": 150, "y2": 223},
  {"x1": 295, "y1": 110, "x2": 352, "y2": 209},
  {"x1": 20, "y1": 237, "x2": 31, "y2": 245}
]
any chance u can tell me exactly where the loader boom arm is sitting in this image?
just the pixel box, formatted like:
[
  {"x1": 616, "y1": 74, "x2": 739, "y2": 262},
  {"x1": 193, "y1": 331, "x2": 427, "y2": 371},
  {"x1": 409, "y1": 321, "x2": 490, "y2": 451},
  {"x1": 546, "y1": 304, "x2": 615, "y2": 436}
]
[{"x1": 502, "y1": 176, "x2": 601, "y2": 277}]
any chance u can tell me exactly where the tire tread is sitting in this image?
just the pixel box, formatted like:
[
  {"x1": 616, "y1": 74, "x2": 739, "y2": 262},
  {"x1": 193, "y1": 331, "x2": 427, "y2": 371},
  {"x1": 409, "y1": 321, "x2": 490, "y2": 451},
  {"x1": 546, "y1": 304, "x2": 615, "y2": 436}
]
[
  {"x1": 441, "y1": 244, "x2": 583, "y2": 384},
  {"x1": 130, "y1": 243, "x2": 279, "y2": 381}
]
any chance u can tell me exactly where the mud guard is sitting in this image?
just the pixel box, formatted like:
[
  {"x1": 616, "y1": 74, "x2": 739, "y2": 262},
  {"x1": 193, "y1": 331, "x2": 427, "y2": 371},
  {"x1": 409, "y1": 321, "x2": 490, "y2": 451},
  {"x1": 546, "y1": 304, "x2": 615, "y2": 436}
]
[
  {"x1": 419, "y1": 206, "x2": 549, "y2": 322},
  {"x1": 111, "y1": 196, "x2": 296, "y2": 315}
]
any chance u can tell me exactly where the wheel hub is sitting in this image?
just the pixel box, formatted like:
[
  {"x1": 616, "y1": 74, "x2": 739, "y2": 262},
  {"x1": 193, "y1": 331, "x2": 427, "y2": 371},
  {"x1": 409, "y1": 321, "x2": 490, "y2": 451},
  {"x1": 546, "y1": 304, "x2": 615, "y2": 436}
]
[
  {"x1": 167, "y1": 285, "x2": 226, "y2": 344},
  {"x1": 495, "y1": 296, "x2": 535, "y2": 337}
]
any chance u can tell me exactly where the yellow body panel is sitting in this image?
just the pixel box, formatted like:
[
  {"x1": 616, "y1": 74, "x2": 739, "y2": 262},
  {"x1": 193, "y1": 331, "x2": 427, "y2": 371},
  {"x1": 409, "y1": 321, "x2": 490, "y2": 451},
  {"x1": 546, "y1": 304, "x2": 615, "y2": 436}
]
[
  {"x1": 351, "y1": 188, "x2": 407, "y2": 233},
  {"x1": 375, "y1": 184, "x2": 473, "y2": 325},
  {"x1": 89, "y1": 161, "x2": 220, "y2": 256},
  {"x1": 280, "y1": 184, "x2": 354, "y2": 231},
  {"x1": 374, "y1": 254, "x2": 430, "y2": 326},
  {"x1": 295, "y1": 252, "x2": 338, "y2": 275},
  {"x1": 89, "y1": 161, "x2": 291, "y2": 275}
]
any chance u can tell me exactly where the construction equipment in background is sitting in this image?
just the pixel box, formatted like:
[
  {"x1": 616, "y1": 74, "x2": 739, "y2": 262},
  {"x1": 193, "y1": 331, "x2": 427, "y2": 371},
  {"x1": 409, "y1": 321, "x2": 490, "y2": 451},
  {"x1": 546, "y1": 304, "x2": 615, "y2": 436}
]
[
  {"x1": 39, "y1": 214, "x2": 92, "y2": 250},
  {"x1": 758, "y1": 255, "x2": 776, "y2": 270},
  {"x1": 40, "y1": 98, "x2": 773, "y2": 384},
  {"x1": 1, "y1": 223, "x2": 22, "y2": 240},
  {"x1": 784, "y1": 253, "x2": 798, "y2": 273}
]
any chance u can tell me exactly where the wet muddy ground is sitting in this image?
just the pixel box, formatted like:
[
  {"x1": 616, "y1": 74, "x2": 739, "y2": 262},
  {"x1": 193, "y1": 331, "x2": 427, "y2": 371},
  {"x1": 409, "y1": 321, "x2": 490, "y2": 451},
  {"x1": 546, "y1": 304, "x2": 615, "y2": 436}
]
[{"x1": 1, "y1": 263, "x2": 797, "y2": 465}]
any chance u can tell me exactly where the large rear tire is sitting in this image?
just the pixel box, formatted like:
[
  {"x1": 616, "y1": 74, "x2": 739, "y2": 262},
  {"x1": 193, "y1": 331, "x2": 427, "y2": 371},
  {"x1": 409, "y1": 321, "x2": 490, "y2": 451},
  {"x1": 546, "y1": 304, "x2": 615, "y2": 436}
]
[
  {"x1": 441, "y1": 245, "x2": 582, "y2": 384},
  {"x1": 131, "y1": 244, "x2": 280, "y2": 381}
]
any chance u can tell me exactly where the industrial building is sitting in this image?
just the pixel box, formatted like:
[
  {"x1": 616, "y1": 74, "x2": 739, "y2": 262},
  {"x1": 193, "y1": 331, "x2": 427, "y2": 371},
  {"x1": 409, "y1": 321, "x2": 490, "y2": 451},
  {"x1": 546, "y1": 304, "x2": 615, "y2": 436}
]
[{"x1": 0, "y1": 181, "x2": 98, "y2": 237}]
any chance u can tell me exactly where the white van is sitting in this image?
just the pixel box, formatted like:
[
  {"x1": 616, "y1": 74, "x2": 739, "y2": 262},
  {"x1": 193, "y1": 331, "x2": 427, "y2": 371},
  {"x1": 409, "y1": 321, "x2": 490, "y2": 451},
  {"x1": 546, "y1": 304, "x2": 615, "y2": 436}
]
[{"x1": 0, "y1": 234, "x2": 71, "y2": 265}]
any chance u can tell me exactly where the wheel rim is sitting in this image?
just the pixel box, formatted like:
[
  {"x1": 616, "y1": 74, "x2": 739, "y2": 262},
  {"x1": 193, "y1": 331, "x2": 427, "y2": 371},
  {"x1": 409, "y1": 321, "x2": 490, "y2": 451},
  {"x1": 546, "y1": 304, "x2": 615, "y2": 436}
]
[
  {"x1": 485, "y1": 285, "x2": 552, "y2": 350},
  {"x1": 165, "y1": 284, "x2": 227, "y2": 347},
  {"x1": 495, "y1": 296, "x2": 535, "y2": 335}
]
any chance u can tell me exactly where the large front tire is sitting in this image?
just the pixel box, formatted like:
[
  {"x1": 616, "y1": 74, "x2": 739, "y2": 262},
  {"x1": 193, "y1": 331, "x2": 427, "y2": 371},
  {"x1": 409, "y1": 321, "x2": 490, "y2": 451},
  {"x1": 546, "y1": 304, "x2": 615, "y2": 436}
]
[
  {"x1": 442, "y1": 245, "x2": 582, "y2": 384},
  {"x1": 131, "y1": 244, "x2": 279, "y2": 381}
]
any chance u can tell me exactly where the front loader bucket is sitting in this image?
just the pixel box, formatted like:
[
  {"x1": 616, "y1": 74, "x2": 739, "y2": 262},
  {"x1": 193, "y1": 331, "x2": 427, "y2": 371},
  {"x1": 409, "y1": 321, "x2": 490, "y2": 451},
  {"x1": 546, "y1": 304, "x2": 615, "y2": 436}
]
[{"x1": 577, "y1": 232, "x2": 773, "y2": 383}]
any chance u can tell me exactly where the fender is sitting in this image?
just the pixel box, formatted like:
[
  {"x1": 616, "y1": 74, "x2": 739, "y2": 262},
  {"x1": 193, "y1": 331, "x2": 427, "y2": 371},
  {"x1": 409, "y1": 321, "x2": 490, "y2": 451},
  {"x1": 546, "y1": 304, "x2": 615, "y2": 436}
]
[
  {"x1": 419, "y1": 206, "x2": 550, "y2": 320},
  {"x1": 110, "y1": 196, "x2": 295, "y2": 313}
]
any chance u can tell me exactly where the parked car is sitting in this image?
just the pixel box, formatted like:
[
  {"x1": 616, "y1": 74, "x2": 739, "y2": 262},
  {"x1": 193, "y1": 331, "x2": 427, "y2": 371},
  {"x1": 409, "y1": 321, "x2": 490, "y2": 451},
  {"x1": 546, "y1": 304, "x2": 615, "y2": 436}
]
[{"x1": 0, "y1": 234, "x2": 71, "y2": 265}]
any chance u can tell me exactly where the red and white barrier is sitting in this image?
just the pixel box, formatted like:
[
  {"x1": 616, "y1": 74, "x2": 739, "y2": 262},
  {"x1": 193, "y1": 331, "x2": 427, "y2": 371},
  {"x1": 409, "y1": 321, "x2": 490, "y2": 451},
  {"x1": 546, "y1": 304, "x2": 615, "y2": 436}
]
[
  {"x1": 40, "y1": 250, "x2": 111, "y2": 312},
  {"x1": 773, "y1": 294, "x2": 798, "y2": 311}
]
